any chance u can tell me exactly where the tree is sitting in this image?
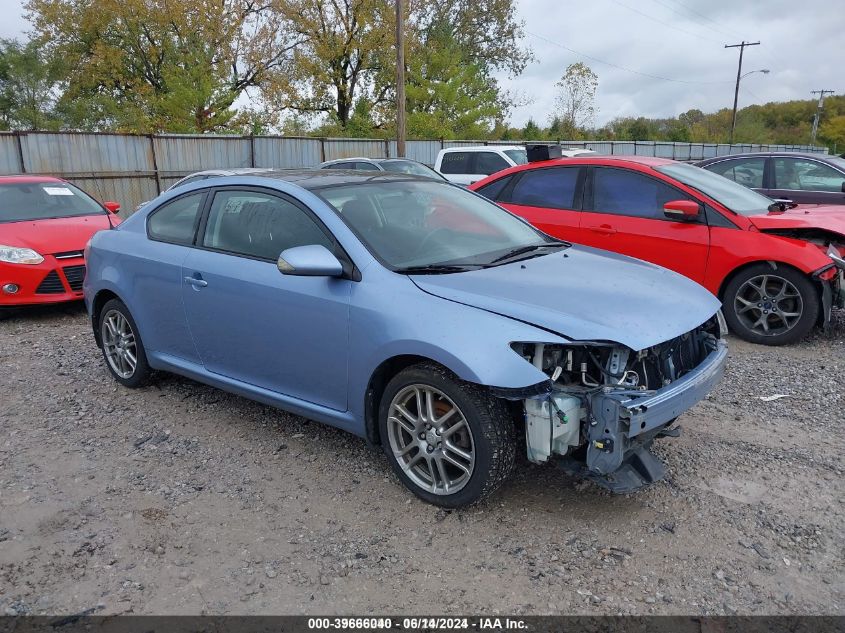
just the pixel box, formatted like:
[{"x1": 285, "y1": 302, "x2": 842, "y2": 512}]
[
  {"x1": 26, "y1": 0, "x2": 302, "y2": 132},
  {"x1": 403, "y1": 21, "x2": 506, "y2": 139},
  {"x1": 521, "y1": 118, "x2": 541, "y2": 140},
  {"x1": 819, "y1": 115, "x2": 845, "y2": 152},
  {"x1": 264, "y1": 0, "x2": 394, "y2": 130},
  {"x1": 398, "y1": 0, "x2": 529, "y2": 138},
  {"x1": 408, "y1": 0, "x2": 531, "y2": 79},
  {"x1": 553, "y1": 62, "x2": 598, "y2": 137},
  {"x1": 0, "y1": 38, "x2": 64, "y2": 130},
  {"x1": 268, "y1": 0, "x2": 530, "y2": 134}
]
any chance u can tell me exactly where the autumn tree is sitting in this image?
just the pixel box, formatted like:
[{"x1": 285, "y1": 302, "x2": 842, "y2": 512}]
[
  {"x1": 263, "y1": 0, "x2": 394, "y2": 130},
  {"x1": 267, "y1": 0, "x2": 530, "y2": 135},
  {"x1": 0, "y1": 38, "x2": 65, "y2": 130},
  {"x1": 553, "y1": 62, "x2": 598, "y2": 138},
  {"x1": 25, "y1": 0, "x2": 302, "y2": 132}
]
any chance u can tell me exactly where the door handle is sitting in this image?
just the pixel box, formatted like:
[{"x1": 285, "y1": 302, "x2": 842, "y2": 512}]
[
  {"x1": 184, "y1": 276, "x2": 208, "y2": 288},
  {"x1": 589, "y1": 224, "x2": 617, "y2": 235}
]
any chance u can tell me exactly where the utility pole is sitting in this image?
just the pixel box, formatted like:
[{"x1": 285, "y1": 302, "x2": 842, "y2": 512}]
[
  {"x1": 395, "y1": 0, "x2": 406, "y2": 157},
  {"x1": 725, "y1": 41, "x2": 760, "y2": 144},
  {"x1": 810, "y1": 89, "x2": 835, "y2": 142}
]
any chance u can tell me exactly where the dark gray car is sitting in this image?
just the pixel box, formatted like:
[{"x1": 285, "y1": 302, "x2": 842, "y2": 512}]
[{"x1": 696, "y1": 152, "x2": 845, "y2": 206}]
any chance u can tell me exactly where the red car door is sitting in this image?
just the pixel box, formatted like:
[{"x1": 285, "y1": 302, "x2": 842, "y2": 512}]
[
  {"x1": 494, "y1": 166, "x2": 585, "y2": 243},
  {"x1": 579, "y1": 166, "x2": 710, "y2": 284}
]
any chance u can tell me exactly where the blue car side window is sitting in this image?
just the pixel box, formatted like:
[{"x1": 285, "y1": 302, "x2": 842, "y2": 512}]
[
  {"x1": 147, "y1": 193, "x2": 205, "y2": 245},
  {"x1": 202, "y1": 190, "x2": 334, "y2": 261}
]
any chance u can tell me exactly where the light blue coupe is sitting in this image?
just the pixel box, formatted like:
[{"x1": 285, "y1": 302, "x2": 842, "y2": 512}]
[{"x1": 84, "y1": 171, "x2": 727, "y2": 507}]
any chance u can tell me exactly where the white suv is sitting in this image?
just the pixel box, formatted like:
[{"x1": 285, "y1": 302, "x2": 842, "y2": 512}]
[{"x1": 434, "y1": 146, "x2": 528, "y2": 185}]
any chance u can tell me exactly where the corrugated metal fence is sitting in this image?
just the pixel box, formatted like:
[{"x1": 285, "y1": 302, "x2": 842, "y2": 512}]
[{"x1": 0, "y1": 131, "x2": 828, "y2": 215}]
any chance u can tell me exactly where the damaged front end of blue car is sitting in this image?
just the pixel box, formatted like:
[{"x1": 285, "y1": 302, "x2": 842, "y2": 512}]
[{"x1": 505, "y1": 312, "x2": 728, "y2": 493}]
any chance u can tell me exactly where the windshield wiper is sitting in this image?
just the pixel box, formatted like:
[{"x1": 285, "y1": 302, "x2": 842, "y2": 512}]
[
  {"x1": 398, "y1": 264, "x2": 479, "y2": 274},
  {"x1": 488, "y1": 242, "x2": 567, "y2": 264}
]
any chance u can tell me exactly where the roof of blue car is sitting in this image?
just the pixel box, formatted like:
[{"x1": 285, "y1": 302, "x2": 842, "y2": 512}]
[{"x1": 237, "y1": 168, "x2": 432, "y2": 190}]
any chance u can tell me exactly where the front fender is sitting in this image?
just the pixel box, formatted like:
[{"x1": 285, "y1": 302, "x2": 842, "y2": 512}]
[{"x1": 346, "y1": 273, "x2": 568, "y2": 425}]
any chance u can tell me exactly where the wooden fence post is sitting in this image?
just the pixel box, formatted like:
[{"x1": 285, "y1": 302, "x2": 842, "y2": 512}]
[
  {"x1": 14, "y1": 131, "x2": 26, "y2": 173},
  {"x1": 149, "y1": 135, "x2": 161, "y2": 194}
]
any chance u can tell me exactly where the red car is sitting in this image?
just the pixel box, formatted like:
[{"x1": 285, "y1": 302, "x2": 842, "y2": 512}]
[
  {"x1": 470, "y1": 156, "x2": 845, "y2": 345},
  {"x1": 0, "y1": 176, "x2": 121, "y2": 315}
]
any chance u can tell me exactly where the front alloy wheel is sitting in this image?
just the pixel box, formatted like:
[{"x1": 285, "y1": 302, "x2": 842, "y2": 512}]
[
  {"x1": 379, "y1": 363, "x2": 516, "y2": 508},
  {"x1": 387, "y1": 384, "x2": 476, "y2": 495},
  {"x1": 724, "y1": 264, "x2": 819, "y2": 346}
]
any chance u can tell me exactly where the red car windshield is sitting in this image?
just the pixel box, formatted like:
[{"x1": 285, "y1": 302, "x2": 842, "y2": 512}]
[
  {"x1": 655, "y1": 163, "x2": 773, "y2": 216},
  {"x1": 0, "y1": 182, "x2": 105, "y2": 223}
]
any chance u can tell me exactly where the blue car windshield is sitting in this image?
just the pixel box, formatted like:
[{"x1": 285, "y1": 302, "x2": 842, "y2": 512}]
[{"x1": 317, "y1": 180, "x2": 557, "y2": 270}]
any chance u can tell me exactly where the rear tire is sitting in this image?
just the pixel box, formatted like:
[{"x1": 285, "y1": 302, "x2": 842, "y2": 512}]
[
  {"x1": 99, "y1": 298, "x2": 151, "y2": 388},
  {"x1": 378, "y1": 363, "x2": 517, "y2": 508},
  {"x1": 723, "y1": 264, "x2": 819, "y2": 346}
]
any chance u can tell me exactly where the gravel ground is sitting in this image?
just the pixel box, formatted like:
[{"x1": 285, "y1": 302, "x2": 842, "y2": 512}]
[{"x1": 0, "y1": 304, "x2": 843, "y2": 616}]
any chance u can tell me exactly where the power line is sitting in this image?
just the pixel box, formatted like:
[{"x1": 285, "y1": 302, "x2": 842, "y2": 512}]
[
  {"x1": 525, "y1": 30, "x2": 733, "y2": 85},
  {"x1": 667, "y1": 0, "x2": 745, "y2": 38},
  {"x1": 648, "y1": 0, "x2": 740, "y2": 39},
  {"x1": 662, "y1": 0, "x2": 787, "y2": 73},
  {"x1": 609, "y1": 0, "x2": 721, "y2": 44}
]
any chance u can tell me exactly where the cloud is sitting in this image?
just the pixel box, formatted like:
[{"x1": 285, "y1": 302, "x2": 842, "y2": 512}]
[{"x1": 501, "y1": 0, "x2": 844, "y2": 127}]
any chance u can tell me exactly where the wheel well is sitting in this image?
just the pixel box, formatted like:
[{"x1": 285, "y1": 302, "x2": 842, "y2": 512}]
[
  {"x1": 364, "y1": 355, "x2": 449, "y2": 447},
  {"x1": 91, "y1": 289, "x2": 121, "y2": 346},
  {"x1": 717, "y1": 260, "x2": 817, "y2": 300},
  {"x1": 717, "y1": 260, "x2": 827, "y2": 326}
]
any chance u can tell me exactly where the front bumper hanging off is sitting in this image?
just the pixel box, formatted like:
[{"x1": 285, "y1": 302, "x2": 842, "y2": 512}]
[{"x1": 557, "y1": 339, "x2": 728, "y2": 493}]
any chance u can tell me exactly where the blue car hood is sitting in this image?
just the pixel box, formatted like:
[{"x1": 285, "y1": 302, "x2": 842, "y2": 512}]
[{"x1": 410, "y1": 246, "x2": 721, "y2": 351}]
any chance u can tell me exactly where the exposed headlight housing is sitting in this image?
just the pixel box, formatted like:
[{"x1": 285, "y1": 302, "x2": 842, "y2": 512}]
[{"x1": 0, "y1": 245, "x2": 44, "y2": 265}]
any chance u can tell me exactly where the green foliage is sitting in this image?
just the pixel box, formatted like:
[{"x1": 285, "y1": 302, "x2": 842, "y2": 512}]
[
  {"x1": 521, "y1": 118, "x2": 542, "y2": 140},
  {"x1": 819, "y1": 115, "x2": 845, "y2": 152},
  {"x1": 597, "y1": 96, "x2": 845, "y2": 150},
  {"x1": 26, "y1": 0, "x2": 299, "y2": 133},
  {"x1": 403, "y1": 22, "x2": 505, "y2": 139},
  {"x1": 0, "y1": 38, "x2": 64, "y2": 130}
]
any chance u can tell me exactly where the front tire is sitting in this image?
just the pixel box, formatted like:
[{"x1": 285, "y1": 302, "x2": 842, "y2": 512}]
[
  {"x1": 723, "y1": 264, "x2": 819, "y2": 346},
  {"x1": 99, "y1": 298, "x2": 151, "y2": 387},
  {"x1": 378, "y1": 363, "x2": 517, "y2": 508}
]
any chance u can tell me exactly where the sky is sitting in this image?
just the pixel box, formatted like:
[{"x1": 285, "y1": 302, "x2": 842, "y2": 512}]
[{"x1": 2, "y1": 0, "x2": 842, "y2": 128}]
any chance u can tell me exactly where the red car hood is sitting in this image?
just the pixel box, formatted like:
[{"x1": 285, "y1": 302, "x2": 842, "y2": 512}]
[
  {"x1": 0, "y1": 214, "x2": 114, "y2": 254},
  {"x1": 748, "y1": 206, "x2": 845, "y2": 238}
]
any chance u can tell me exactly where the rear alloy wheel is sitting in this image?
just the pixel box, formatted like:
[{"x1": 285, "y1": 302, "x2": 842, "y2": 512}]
[
  {"x1": 723, "y1": 264, "x2": 819, "y2": 346},
  {"x1": 99, "y1": 298, "x2": 151, "y2": 387},
  {"x1": 379, "y1": 363, "x2": 516, "y2": 508}
]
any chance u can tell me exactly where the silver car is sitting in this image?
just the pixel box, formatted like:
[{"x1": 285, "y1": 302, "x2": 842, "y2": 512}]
[{"x1": 318, "y1": 157, "x2": 447, "y2": 180}]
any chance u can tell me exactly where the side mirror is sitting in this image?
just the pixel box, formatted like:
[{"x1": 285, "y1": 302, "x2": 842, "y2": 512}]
[
  {"x1": 841, "y1": 181, "x2": 845, "y2": 193},
  {"x1": 663, "y1": 199, "x2": 700, "y2": 220},
  {"x1": 767, "y1": 198, "x2": 797, "y2": 213},
  {"x1": 277, "y1": 244, "x2": 343, "y2": 277},
  {"x1": 103, "y1": 201, "x2": 121, "y2": 214}
]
